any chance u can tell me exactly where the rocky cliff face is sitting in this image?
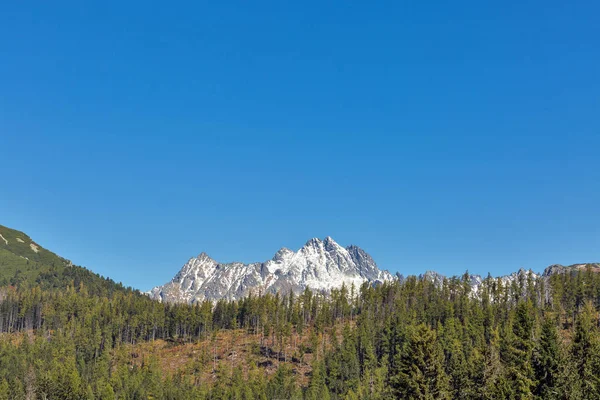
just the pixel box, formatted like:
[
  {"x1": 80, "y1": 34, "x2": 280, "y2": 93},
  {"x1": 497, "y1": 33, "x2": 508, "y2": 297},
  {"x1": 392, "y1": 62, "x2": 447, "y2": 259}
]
[{"x1": 149, "y1": 237, "x2": 393, "y2": 303}]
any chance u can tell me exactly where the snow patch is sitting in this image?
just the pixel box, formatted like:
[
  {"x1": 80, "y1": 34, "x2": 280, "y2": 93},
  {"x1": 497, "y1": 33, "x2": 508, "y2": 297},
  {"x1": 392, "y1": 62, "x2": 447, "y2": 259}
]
[
  {"x1": 0, "y1": 234, "x2": 7, "y2": 245},
  {"x1": 30, "y1": 243, "x2": 40, "y2": 253}
]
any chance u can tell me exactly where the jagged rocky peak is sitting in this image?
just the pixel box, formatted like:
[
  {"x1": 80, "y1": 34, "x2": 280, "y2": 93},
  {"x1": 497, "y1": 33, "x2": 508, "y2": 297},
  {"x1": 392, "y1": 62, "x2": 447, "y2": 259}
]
[
  {"x1": 149, "y1": 237, "x2": 394, "y2": 304},
  {"x1": 196, "y1": 252, "x2": 215, "y2": 263},
  {"x1": 305, "y1": 237, "x2": 322, "y2": 247},
  {"x1": 323, "y1": 236, "x2": 341, "y2": 249},
  {"x1": 543, "y1": 264, "x2": 567, "y2": 276},
  {"x1": 501, "y1": 268, "x2": 538, "y2": 282},
  {"x1": 272, "y1": 247, "x2": 293, "y2": 262},
  {"x1": 421, "y1": 270, "x2": 445, "y2": 281},
  {"x1": 346, "y1": 244, "x2": 376, "y2": 266}
]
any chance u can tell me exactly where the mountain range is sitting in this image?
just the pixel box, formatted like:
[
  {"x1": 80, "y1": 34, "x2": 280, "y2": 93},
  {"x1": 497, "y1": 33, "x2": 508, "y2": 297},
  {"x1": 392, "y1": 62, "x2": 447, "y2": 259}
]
[
  {"x1": 148, "y1": 235, "x2": 600, "y2": 304},
  {"x1": 1, "y1": 224, "x2": 597, "y2": 304}
]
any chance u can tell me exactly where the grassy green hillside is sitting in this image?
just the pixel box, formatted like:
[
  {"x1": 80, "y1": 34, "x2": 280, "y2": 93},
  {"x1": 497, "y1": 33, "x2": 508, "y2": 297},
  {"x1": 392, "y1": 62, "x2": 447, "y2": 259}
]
[
  {"x1": 0, "y1": 224, "x2": 132, "y2": 294},
  {"x1": 0, "y1": 224, "x2": 70, "y2": 284}
]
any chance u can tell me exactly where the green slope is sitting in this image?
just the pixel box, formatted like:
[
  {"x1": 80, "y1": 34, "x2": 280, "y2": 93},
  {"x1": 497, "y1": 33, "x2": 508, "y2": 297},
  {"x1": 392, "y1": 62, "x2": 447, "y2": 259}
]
[
  {"x1": 0, "y1": 224, "x2": 133, "y2": 295},
  {"x1": 0, "y1": 224, "x2": 70, "y2": 284}
]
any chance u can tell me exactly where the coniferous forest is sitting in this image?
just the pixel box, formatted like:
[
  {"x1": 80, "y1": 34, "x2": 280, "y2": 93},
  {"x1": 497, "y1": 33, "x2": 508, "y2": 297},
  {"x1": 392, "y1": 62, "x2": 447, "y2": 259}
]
[
  {"x1": 1, "y1": 225, "x2": 600, "y2": 399},
  {"x1": 3, "y1": 0, "x2": 600, "y2": 398}
]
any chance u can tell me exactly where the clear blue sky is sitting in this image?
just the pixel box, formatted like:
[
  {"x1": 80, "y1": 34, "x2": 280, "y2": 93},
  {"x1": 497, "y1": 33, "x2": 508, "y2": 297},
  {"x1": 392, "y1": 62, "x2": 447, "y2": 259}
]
[{"x1": 1, "y1": 1, "x2": 599, "y2": 290}]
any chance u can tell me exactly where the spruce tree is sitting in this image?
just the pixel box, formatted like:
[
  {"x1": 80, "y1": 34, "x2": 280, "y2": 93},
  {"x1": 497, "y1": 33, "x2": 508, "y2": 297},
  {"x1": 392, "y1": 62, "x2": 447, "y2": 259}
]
[
  {"x1": 391, "y1": 323, "x2": 450, "y2": 399},
  {"x1": 500, "y1": 301, "x2": 535, "y2": 399},
  {"x1": 571, "y1": 301, "x2": 600, "y2": 398},
  {"x1": 306, "y1": 361, "x2": 330, "y2": 400},
  {"x1": 533, "y1": 316, "x2": 562, "y2": 399}
]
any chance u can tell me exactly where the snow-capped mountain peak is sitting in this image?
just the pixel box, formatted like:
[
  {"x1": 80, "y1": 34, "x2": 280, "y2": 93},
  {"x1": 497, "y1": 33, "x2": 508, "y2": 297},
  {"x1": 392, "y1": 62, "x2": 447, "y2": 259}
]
[{"x1": 149, "y1": 237, "x2": 394, "y2": 303}]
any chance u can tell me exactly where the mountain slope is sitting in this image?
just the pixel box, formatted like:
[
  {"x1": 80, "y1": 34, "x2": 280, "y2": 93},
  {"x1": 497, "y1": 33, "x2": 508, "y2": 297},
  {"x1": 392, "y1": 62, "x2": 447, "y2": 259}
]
[
  {"x1": 149, "y1": 237, "x2": 393, "y2": 303},
  {"x1": 0, "y1": 224, "x2": 69, "y2": 285},
  {"x1": 0, "y1": 224, "x2": 131, "y2": 294}
]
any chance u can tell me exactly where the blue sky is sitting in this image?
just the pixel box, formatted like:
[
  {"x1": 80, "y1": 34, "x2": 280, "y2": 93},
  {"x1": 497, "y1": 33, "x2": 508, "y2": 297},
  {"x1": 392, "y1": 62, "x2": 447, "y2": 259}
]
[{"x1": 1, "y1": 1, "x2": 599, "y2": 290}]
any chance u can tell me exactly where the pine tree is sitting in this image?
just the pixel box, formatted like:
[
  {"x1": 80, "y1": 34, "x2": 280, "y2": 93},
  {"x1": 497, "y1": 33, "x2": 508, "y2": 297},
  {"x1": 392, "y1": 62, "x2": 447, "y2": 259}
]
[
  {"x1": 391, "y1": 323, "x2": 450, "y2": 399},
  {"x1": 306, "y1": 361, "x2": 330, "y2": 400},
  {"x1": 447, "y1": 338, "x2": 471, "y2": 399},
  {"x1": 533, "y1": 316, "x2": 562, "y2": 399},
  {"x1": 267, "y1": 365, "x2": 299, "y2": 400},
  {"x1": 571, "y1": 301, "x2": 600, "y2": 398},
  {"x1": 500, "y1": 301, "x2": 535, "y2": 399},
  {"x1": 97, "y1": 380, "x2": 116, "y2": 400}
]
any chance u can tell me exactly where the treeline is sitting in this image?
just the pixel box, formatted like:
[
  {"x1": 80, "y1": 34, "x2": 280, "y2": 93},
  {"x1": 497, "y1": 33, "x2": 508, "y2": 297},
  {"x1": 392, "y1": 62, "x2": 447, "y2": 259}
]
[
  {"x1": 0, "y1": 268, "x2": 599, "y2": 399},
  {"x1": 0, "y1": 283, "x2": 348, "y2": 346}
]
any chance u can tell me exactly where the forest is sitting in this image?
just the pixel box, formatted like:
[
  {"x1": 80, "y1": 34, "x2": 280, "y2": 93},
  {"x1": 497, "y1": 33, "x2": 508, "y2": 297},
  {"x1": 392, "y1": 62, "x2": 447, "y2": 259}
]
[
  {"x1": 1, "y1": 223, "x2": 599, "y2": 399},
  {"x1": 1, "y1": 260, "x2": 600, "y2": 399}
]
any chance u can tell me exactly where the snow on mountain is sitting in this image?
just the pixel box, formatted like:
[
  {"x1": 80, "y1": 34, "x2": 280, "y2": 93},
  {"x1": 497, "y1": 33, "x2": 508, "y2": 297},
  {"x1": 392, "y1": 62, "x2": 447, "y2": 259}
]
[
  {"x1": 149, "y1": 236, "x2": 599, "y2": 304},
  {"x1": 149, "y1": 237, "x2": 394, "y2": 303}
]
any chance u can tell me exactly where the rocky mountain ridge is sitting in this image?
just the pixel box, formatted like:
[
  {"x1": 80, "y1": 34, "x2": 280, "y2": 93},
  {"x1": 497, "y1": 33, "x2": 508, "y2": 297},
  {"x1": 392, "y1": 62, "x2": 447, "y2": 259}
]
[
  {"x1": 149, "y1": 237, "x2": 393, "y2": 303},
  {"x1": 149, "y1": 234, "x2": 599, "y2": 304}
]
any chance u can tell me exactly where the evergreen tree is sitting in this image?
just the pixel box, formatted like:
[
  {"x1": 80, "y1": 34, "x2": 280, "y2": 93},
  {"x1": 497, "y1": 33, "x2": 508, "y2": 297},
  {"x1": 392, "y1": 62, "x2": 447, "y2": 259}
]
[
  {"x1": 267, "y1": 365, "x2": 299, "y2": 400},
  {"x1": 500, "y1": 301, "x2": 535, "y2": 399},
  {"x1": 306, "y1": 361, "x2": 330, "y2": 400},
  {"x1": 533, "y1": 316, "x2": 562, "y2": 399},
  {"x1": 571, "y1": 301, "x2": 600, "y2": 398},
  {"x1": 391, "y1": 323, "x2": 450, "y2": 399}
]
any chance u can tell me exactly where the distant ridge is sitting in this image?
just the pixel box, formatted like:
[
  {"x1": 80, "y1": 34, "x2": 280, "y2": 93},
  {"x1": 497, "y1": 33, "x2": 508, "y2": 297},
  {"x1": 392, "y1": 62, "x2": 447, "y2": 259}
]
[{"x1": 2, "y1": 223, "x2": 597, "y2": 304}]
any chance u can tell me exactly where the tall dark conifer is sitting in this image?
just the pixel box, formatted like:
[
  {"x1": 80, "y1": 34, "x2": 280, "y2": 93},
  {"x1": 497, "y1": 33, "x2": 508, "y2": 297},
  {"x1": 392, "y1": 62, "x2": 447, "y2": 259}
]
[
  {"x1": 391, "y1": 323, "x2": 450, "y2": 399},
  {"x1": 571, "y1": 301, "x2": 600, "y2": 398},
  {"x1": 533, "y1": 315, "x2": 562, "y2": 399}
]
